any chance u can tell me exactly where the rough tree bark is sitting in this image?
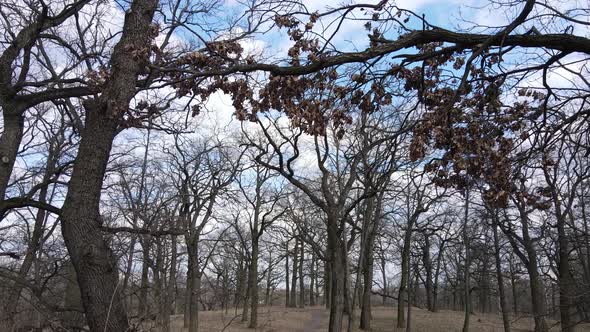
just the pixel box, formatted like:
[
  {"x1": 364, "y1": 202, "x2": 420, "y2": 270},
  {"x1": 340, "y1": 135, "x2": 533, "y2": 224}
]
[
  {"x1": 0, "y1": 110, "x2": 23, "y2": 199},
  {"x1": 186, "y1": 239, "x2": 202, "y2": 332},
  {"x1": 422, "y1": 233, "x2": 434, "y2": 312},
  {"x1": 59, "y1": 1, "x2": 158, "y2": 331},
  {"x1": 327, "y1": 212, "x2": 346, "y2": 332},
  {"x1": 360, "y1": 195, "x2": 380, "y2": 330},
  {"x1": 60, "y1": 108, "x2": 129, "y2": 331},
  {"x1": 432, "y1": 239, "x2": 446, "y2": 312}
]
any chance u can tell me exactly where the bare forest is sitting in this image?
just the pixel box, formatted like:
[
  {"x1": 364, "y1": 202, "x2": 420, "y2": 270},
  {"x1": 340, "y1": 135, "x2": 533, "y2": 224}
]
[{"x1": 0, "y1": 0, "x2": 589, "y2": 331}]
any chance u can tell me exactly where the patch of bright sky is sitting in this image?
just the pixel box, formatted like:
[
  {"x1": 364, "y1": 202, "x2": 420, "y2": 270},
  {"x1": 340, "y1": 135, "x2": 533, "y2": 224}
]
[
  {"x1": 120, "y1": 0, "x2": 587, "y2": 139},
  {"x1": 191, "y1": 0, "x2": 481, "y2": 128},
  {"x1": 251, "y1": 0, "x2": 472, "y2": 59}
]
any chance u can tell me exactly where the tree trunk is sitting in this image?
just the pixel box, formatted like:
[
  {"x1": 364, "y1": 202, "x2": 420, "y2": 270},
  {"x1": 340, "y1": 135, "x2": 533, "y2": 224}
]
[
  {"x1": 462, "y1": 191, "x2": 471, "y2": 332},
  {"x1": 453, "y1": 285, "x2": 457, "y2": 310},
  {"x1": 343, "y1": 249, "x2": 352, "y2": 316},
  {"x1": 397, "y1": 217, "x2": 414, "y2": 328},
  {"x1": 423, "y1": 234, "x2": 434, "y2": 312},
  {"x1": 528, "y1": 250, "x2": 549, "y2": 332},
  {"x1": 265, "y1": 252, "x2": 273, "y2": 306},
  {"x1": 59, "y1": 1, "x2": 158, "y2": 331},
  {"x1": 122, "y1": 236, "x2": 136, "y2": 308},
  {"x1": 360, "y1": 244, "x2": 374, "y2": 330},
  {"x1": 140, "y1": 241, "x2": 150, "y2": 319},
  {"x1": 316, "y1": 262, "x2": 321, "y2": 306},
  {"x1": 299, "y1": 241, "x2": 305, "y2": 308},
  {"x1": 509, "y1": 258, "x2": 518, "y2": 315},
  {"x1": 249, "y1": 238, "x2": 259, "y2": 328},
  {"x1": 551, "y1": 282, "x2": 557, "y2": 319},
  {"x1": 432, "y1": 243, "x2": 445, "y2": 312},
  {"x1": 521, "y1": 220, "x2": 549, "y2": 332},
  {"x1": 235, "y1": 251, "x2": 245, "y2": 313},
  {"x1": 557, "y1": 220, "x2": 574, "y2": 332},
  {"x1": 60, "y1": 110, "x2": 130, "y2": 332},
  {"x1": 285, "y1": 246, "x2": 290, "y2": 307},
  {"x1": 479, "y1": 255, "x2": 490, "y2": 313},
  {"x1": 123, "y1": 125, "x2": 151, "y2": 312},
  {"x1": 242, "y1": 267, "x2": 250, "y2": 323},
  {"x1": 493, "y1": 212, "x2": 511, "y2": 332},
  {"x1": 360, "y1": 196, "x2": 377, "y2": 330},
  {"x1": 167, "y1": 232, "x2": 178, "y2": 322},
  {"x1": 290, "y1": 239, "x2": 298, "y2": 308},
  {"x1": 325, "y1": 256, "x2": 331, "y2": 308},
  {"x1": 153, "y1": 241, "x2": 168, "y2": 332},
  {"x1": 63, "y1": 262, "x2": 86, "y2": 330},
  {"x1": 0, "y1": 109, "x2": 24, "y2": 199},
  {"x1": 186, "y1": 240, "x2": 201, "y2": 332},
  {"x1": 224, "y1": 267, "x2": 230, "y2": 313},
  {"x1": 381, "y1": 255, "x2": 387, "y2": 306},
  {"x1": 310, "y1": 252, "x2": 315, "y2": 306},
  {"x1": 327, "y1": 213, "x2": 346, "y2": 332},
  {"x1": 504, "y1": 197, "x2": 550, "y2": 332},
  {"x1": 406, "y1": 261, "x2": 415, "y2": 332}
]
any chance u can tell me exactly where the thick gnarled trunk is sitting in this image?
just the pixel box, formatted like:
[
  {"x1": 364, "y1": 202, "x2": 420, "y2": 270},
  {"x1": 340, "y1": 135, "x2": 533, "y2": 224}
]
[
  {"x1": 60, "y1": 110, "x2": 128, "y2": 332},
  {"x1": 59, "y1": 1, "x2": 158, "y2": 330}
]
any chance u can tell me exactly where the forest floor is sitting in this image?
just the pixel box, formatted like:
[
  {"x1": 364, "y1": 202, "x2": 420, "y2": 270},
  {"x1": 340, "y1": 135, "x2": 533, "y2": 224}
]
[{"x1": 169, "y1": 306, "x2": 590, "y2": 331}]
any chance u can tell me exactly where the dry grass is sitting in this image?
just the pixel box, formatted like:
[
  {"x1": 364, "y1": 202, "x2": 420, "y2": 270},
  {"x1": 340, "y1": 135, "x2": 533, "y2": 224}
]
[
  {"x1": 370, "y1": 307, "x2": 590, "y2": 332},
  {"x1": 169, "y1": 307, "x2": 316, "y2": 332},
  {"x1": 167, "y1": 306, "x2": 590, "y2": 332}
]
